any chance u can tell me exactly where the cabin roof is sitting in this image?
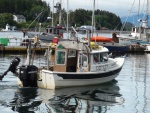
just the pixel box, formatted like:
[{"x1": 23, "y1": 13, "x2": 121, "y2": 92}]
[
  {"x1": 57, "y1": 41, "x2": 84, "y2": 50},
  {"x1": 57, "y1": 40, "x2": 109, "y2": 53}
]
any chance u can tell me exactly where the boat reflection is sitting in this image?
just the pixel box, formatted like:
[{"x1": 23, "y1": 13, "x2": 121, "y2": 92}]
[
  {"x1": 6, "y1": 80, "x2": 124, "y2": 113},
  {"x1": 7, "y1": 88, "x2": 42, "y2": 112},
  {"x1": 46, "y1": 80, "x2": 124, "y2": 113}
]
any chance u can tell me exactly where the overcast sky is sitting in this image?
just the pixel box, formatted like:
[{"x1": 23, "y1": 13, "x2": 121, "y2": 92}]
[{"x1": 43, "y1": 0, "x2": 148, "y2": 17}]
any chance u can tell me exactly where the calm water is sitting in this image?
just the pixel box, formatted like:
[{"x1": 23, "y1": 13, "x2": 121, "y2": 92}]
[
  {"x1": 0, "y1": 32, "x2": 150, "y2": 113},
  {"x1": 0, "y1": 53, "x2": 150, "y2": 113}
]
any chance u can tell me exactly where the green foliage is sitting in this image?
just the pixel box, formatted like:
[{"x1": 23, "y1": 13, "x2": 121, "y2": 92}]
[
  {"x1": 0, "y1": 0, "x2": 122, "y2": 30},
  {"x1": 69, "y1": 9, "x2": 122, "y2": 30},
  {"x1": 0, "y1": 13, "x2": 15, "y2": 27},
  {"x1": 122, "y1": 22, "x2": 133, "y2": 31},
  {"x1": 0, "y1": 0, "x2": 49, "y2": 28}
]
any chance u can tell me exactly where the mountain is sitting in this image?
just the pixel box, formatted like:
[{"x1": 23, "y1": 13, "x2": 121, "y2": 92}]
[
  {"x1": 122, "y1": 22, "x2": 133, "y2": 31},
  {"x1": 121, "y1": 14, "x2": 150, "y2": 26}
]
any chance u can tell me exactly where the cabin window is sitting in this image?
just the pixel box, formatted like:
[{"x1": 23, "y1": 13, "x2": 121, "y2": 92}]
[
  {"x1": 100, "y1": 53, "x2": 108, "y2": 62},
  {"x1": 93, "y1": 53, "x2": 99, "y2": 63},
  {"x1": 68, "y1": 50, "x2": 76, "y2": 58},
  {"x1": 93, "y1": 53, "x2": 108, "y2": 63},
  {"x1": 132, "y1": 27, "x2": 135, "y2": 32},
  {"x1": 46, "y1": 29, "x2": 48, "y2": 33},
  {"x1": 56, "y1": 50, "x2": 66, "y2": 65},
  {"x1": 50, "y1": 29, "x2": 52, "y2": 33},
  {"x1": 79, "y1": 54, "x2": 88, "y2": 67}
]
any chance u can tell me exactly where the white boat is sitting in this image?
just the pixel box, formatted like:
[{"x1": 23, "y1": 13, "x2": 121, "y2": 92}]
[
  {"x1": 0, "y1": 35, "x2": 125, "y2": 89},
  {"x1": 16, "y1": 36, "x2": 125, "y2": 89},
  {"x1": 1, "y1": 24, "x2": 17, "y2": 32},
  {"x1": 117, "y1": 0, "x2": 150, "y2": 45},
  {"x1": 117, "y1": 25, "x2": 150, "y2": 45},
  {"x1": 0, "y1": 0, "x2": 125, "y2": 89}
]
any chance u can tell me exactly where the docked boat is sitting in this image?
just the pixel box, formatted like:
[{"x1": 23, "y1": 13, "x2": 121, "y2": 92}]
[
  {"x1": 1, "y1": 24, "x2": 17, "y2": 32},
  {"x1": 0, "y1": 38, "x2": 125, "y2": 89},
  {"x1": 27, "y1": 26, "x2": 65, "y2": 42},
  {"x1": 117, "y1": 25, "x2": 150, "y2": 45},
  {"x1": 117, "y1": 0, "x2": 150, "y2": 45},
  {"x1": 80, "y1": 33, "x2": 129, "y2": 52},
  {"x1": 27, "y1": 2, "x2": 66, "y2": 42},
  {"x1": 81, "y1": 0, "x2": 129, "y2": 53}
]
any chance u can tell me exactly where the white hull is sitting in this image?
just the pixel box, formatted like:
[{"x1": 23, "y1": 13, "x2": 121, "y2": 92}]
[
  {"x1": 37, "y1": 57, "x2": 124, "y2": 89},
  {"x1": 37, "y1": 71, "x2": 119, "y2": 89}
]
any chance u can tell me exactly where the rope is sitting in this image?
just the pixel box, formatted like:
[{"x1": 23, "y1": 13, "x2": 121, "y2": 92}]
[{"x1": 120, "y1": 0, "x2": 136, "y2": 33}]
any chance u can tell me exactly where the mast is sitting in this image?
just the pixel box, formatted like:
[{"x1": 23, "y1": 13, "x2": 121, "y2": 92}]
[
  {"x1": 67, "y1": 0, "x2": 69, "y2": 39},
  {"x1": 91, "y1": 0, "x2": 95, "y2": 36},
  {"x1": 145, "y1": 0, "x2": 149, "y2": 27},
  {"x1": 54, "y1": 0, "x2": 62, "y2": 25},
  {"x1": 142, "y1": 0, "x2": 149, "y2": 38},
  {"x1": 52, "y1": 0, "x2": 54, "y2": 27},
  {"x1": 59, "y1": 0, "x2": 62, "y2": 25}
]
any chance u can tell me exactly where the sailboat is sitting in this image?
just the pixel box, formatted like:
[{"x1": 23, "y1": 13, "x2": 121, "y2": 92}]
[
  {"x1": 82, "y1": 0, "x2": 129, "y2": 52},
  {"x1": 117, "y1": 0, "x2": 150, "y2": 45}
]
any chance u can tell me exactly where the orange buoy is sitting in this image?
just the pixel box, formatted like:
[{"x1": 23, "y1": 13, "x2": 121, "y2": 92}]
[{"x1": 90, "y1": 36, "x2": 112, "y2": 42}]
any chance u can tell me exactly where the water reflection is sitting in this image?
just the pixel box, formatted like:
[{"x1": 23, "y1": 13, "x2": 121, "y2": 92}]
[
  {"x1": 8, "y1": 88, "x2": 41, "y2": 113},
  {"x1": 129, "y1": 53, "x2": 149, "y2": 113},
  {"x1": 1, "y1": 80, "x2": 123, "y2": 113},
  {"x1": 48, "y1": 80, "x2": 124, "y2": 113}
]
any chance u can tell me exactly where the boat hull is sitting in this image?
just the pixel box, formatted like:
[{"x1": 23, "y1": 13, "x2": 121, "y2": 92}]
[
  {"x1": 118, "y1": 35, "x2": 150, "y2": 45},
  {"x1": 37, "y1": 65, "x2": 123, "y2": 89},
  {"x1": 97, "y1": 42, "x2": 129, "y2": 52},
  {"x1": 27, "y1": 32, "x2": 55, "y2": 42}
]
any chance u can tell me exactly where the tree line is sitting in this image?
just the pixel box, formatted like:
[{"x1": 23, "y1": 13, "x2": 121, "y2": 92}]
[{"x1": 0, "y1": 0, "x2": 122, "y2": 30}]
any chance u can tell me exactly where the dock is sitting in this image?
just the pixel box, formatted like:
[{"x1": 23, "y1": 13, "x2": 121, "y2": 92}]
[
  {"x1": 0, "y1": 45, "x2": 48, "y2": 54},
  {"x1": 0, "y1": 37, "x2": 49, "y2": 54},
  {"x1": 0, "y1": 37, "x2": 148, "y2": 54}
]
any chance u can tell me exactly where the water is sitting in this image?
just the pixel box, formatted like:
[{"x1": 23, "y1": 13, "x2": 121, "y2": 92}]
[
  {"x1": 0, "y1": 53, "x2": 150, "y2": 113},
  {"x1": 0, "y1": 32, "x2": 150, "y2": 113}
]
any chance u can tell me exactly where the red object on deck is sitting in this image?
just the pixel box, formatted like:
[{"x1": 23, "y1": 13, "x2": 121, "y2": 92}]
[
  {"x1": 90, "y1": 36, "x2": 112, "y2": 42},
  {"x1": 52, "y1": 37, "x2": 59, "y2": 43}
]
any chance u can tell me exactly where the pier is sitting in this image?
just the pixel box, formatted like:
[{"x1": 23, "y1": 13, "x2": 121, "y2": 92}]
[
  {"x1": 0, "y1": 45, "x2": 47, "y2": 54},
  {"x1": 0, "y1": 36, "x2": 148, "y2": 54},
  {"x1": 0, "y1": 36, "x2": 48, "y2": 54}
]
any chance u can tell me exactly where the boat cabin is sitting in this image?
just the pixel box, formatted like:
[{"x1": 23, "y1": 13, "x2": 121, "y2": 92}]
[
  {"x1": 131, "y1": 26, "x2": 145, "y2": 38},
  {"x1": 50, "y1": 41, "x2": 109, "y2": 72},
  {"x1": 46, "y1": 26, "x2": 64, "y2": 37}
]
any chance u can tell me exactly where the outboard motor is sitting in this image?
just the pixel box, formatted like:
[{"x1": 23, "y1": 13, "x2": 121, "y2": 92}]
[
  {"x1": 0, "y1": 57, "x2": 20, "y2": 80},
  {"x1": 19, "y1": 65, "x2": 38, "y2": 87}
]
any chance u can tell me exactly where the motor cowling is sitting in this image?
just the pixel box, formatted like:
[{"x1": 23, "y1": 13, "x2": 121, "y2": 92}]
[
  {"x1": 9, "y1": 57, "x2": 21, "y2": 73},
  {"x1": 0, "y1": 57, "x2": 20, "y2": 80},
  {"x1": 19, "y1": 65, "x2": 38, "y2": 87}
]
